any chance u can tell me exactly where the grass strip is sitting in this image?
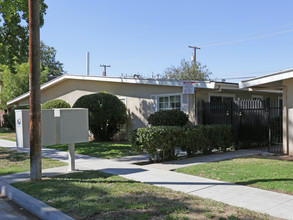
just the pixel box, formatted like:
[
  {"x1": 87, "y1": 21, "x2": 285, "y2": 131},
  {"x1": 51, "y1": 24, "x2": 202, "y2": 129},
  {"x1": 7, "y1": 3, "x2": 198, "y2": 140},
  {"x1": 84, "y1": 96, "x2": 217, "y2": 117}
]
[
  {"x1": 13, "y1": 170, "x2": 275, "y2": 220},
  {"x1": 177, "y1": 157, "x2": 293, "y2": 195},
  {"x1": 0, "y1": 147, "x2": 67, "y2": 176}
]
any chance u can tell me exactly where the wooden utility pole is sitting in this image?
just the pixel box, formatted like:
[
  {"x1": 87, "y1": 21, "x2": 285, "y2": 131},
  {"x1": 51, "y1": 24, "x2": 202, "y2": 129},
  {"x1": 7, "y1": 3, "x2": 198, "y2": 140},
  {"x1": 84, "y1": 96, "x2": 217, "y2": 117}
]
[
  {"x1": 188, "y1": 46, "x2": 200, "y2": 63},
  {"x1": 100, "y1": 64, "x2": 111, "y2": 76},
  {"x1": 29, "y1": 0, "x2": 42, "y2": 181}
]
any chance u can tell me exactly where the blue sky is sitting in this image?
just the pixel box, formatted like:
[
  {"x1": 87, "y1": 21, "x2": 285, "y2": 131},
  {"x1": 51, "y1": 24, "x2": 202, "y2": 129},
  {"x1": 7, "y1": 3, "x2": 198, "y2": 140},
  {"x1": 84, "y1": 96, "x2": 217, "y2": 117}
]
[{"x1": 40, "y1": 0, "x2": 293, "y2": 82}]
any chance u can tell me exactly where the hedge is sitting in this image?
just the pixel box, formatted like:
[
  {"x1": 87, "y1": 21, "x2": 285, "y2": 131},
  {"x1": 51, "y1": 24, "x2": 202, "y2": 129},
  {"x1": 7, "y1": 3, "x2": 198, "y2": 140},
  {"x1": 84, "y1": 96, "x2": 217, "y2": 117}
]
[{"x1": 130, "y1": 125, "x2": 233, "y2": 162}]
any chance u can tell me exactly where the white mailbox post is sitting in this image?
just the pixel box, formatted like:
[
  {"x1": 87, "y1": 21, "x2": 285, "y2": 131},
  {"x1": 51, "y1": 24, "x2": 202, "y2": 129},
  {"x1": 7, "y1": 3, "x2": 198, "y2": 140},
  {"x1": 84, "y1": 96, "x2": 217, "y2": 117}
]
[{"x1": 15, "y1": 108, "x2": 89, "y2": 171}]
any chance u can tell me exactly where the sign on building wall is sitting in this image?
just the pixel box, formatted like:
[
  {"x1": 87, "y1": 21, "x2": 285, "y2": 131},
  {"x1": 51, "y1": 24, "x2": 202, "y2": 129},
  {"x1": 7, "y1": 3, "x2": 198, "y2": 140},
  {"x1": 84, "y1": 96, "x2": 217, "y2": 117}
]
[{"x1": 183, "y1": 82, "x2": 195, "y2": 94}]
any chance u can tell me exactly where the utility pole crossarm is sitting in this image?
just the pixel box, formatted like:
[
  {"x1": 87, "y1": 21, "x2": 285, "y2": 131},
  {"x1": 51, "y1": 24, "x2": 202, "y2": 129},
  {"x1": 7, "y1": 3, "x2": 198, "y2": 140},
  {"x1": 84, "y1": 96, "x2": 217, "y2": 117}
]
[
  {"x1": 188, "y1": 46, "x2": 201, "y2": 64},
  {"x1": 100, "y1": 64, "x2": 111, "y2": 76}
]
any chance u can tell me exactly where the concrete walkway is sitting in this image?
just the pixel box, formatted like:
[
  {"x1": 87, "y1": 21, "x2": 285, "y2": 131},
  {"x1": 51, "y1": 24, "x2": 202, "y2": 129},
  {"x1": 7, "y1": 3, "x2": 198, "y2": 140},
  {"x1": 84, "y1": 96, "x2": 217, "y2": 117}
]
[{"x1": 1, "y1": 140, "x2": 293, "y2": 219}]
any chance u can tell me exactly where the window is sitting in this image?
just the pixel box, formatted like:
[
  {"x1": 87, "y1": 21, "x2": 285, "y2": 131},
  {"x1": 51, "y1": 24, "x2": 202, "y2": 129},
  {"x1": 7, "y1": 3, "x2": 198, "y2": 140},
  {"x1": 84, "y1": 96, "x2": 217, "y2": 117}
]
[
  {"x1": 158, "y1": 95, "x2": 181, "y2": 111},
  {"x1": 209, "y1": 94, "x2": 234, "y2": 103}
]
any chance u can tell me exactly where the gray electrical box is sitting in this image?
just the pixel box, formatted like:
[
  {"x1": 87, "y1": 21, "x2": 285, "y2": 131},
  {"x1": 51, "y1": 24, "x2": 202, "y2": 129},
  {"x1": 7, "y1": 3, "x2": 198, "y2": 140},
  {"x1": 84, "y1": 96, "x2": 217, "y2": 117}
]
[{"x1": 15, "y1": 108, "x2": 88, "y2": 148}]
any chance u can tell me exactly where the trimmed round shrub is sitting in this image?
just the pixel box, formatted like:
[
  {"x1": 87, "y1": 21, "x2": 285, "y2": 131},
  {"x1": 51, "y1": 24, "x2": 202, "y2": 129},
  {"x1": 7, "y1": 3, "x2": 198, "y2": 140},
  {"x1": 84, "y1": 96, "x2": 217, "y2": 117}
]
[
  {"x1": 147, "y1": 110, "x2": 189, "y2": 126},
  {"x1": 73, "y1": 92, "x2": 127, "y2": 141},
  {"x1": 41, "y1": 99, "x2": 71, "y2": 109}
]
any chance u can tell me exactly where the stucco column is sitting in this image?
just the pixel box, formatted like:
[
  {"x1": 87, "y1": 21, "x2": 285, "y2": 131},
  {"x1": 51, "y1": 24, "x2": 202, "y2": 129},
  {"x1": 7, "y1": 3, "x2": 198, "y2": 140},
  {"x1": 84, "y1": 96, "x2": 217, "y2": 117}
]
[
  {"x1": 283, "y1": 80, "x2": 293, "y2": 156},
  {"x1": 283, "y1": 85, "x2": 288, "y2": 154}
]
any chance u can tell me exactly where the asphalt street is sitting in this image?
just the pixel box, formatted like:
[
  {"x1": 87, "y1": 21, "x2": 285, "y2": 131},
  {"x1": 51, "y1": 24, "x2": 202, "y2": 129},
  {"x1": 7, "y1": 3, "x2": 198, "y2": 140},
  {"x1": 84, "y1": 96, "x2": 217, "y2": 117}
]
[{"x1": 0, "y1": 194, "x2": 40, "y2": 220}]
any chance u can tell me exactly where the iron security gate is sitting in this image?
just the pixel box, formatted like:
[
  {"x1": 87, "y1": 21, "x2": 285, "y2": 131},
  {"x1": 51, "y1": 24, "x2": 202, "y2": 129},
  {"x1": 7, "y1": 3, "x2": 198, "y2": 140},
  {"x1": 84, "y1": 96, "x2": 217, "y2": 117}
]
[{"x1": 197, "y1": 99, "x2": 282, "y2": 149}]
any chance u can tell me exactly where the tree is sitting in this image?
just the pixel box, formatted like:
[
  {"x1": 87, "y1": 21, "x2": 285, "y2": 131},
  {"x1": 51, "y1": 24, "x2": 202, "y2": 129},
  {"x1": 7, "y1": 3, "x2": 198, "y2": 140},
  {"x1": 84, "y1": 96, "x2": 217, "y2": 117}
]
[
  {"x1": 41, "y1": 99, "x2": 71, "y2": 109},
  {"x1": 163, "y1": 59, "x2": 211, "y2": 80},
  {"x1": 0, "y1": 0, "x2": 47, "y2": 71},
  {"x1": 0, "y1": 63, "x2": 48, "y2": 109},
  {"x1": 40, "y1": 41, "x2": 65, "y2": 76}
]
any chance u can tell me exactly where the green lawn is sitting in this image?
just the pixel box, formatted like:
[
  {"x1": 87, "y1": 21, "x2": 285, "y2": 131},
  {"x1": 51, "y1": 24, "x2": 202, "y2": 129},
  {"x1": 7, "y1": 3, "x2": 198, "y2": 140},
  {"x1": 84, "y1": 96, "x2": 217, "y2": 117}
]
[
  {"x1": 177, "y1": 157, "x2": 293, "y2": 195},
  {"x1": 0, "y1": 147, "x2": 67, "y2": 176},
  {"x1": 0, "y1": 129, "x2": 16, "y2": 141},
  {"x1": 13, "y1": 170, "x2": 274, "y2": 220},
  {"x1": 45, "y1": 141, "x2": 139, "y2": 159}
]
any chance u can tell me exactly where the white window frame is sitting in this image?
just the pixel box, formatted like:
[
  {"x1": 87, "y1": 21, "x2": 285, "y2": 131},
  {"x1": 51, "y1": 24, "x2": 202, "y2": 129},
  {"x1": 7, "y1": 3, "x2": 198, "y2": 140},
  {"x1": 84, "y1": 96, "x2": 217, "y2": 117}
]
[
  {"x1": 252, "y1": 95, "x2": 263, "y2": 100},
  {"x1": 151, "y1": 93, "x2": 184, "y2": 112},
  {"x1": 208, "y1": 93, "x2": 235, "y2": 102}
]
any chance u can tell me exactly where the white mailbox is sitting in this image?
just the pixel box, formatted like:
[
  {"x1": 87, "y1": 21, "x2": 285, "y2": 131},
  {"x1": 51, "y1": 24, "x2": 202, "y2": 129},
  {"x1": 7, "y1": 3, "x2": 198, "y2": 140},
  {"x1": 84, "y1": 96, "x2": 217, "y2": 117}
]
[
  {"x1": 54, "y1": 109, "x2": 89, "y2": 145},
  {"x1": 15, "y1": 108, "x2": 89, "y2": 148},
  {"x1": 15, "y1": 108, "x2": 89, "y2": 171},
  {"x1": 15, "y1": 109, "x2": 57, "y2": 148}
]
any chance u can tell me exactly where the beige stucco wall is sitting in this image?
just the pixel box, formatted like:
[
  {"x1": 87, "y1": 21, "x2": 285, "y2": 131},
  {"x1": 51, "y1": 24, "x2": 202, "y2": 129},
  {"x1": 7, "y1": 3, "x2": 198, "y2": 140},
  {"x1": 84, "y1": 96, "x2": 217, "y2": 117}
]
[{"x1": 283, "y1": 79, "x2": 293, "y2": 155}]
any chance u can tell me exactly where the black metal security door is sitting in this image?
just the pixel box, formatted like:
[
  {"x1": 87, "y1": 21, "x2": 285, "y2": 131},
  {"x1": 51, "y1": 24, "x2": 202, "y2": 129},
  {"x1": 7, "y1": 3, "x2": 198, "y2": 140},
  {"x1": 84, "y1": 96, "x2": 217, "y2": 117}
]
[{"x1": 197, "y1": 99, "x2": 282, "y2": 149}]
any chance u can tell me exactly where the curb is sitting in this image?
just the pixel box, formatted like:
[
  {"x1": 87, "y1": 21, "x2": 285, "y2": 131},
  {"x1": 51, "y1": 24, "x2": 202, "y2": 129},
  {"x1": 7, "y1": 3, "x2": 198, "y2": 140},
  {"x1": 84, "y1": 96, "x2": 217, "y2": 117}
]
[{"x1": 0, "y1": 180, "x2": 74, "y2": 220}]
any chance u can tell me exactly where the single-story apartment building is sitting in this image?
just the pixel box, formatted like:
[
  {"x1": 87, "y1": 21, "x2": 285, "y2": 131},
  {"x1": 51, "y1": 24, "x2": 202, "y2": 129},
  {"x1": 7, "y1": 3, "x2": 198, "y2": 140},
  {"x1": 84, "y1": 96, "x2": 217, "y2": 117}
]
[{"x1": 8, "y1": 74, "x2": 282, "y2": 138}]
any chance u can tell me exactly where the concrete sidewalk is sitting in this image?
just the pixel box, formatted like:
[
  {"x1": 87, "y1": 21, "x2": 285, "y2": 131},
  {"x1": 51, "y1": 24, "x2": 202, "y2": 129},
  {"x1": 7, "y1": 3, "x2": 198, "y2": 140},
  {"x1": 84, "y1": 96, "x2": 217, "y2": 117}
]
[{"x1": 1, "y1": 139, "x2": 293, "y2": 219}]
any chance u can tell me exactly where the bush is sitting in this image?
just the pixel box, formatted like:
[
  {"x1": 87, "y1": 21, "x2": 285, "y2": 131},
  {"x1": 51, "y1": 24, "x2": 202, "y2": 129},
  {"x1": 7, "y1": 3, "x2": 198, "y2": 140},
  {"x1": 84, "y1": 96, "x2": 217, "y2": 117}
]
[
  {"x1": 4, "y1": 105, "x2": 30, "y2": 129},
  {"x1": 131, "y1": 124, "x2": 233, "y2": 161},
  {"x1": 147, "y1": 110, "x2": 189, "y2": 126},
  {"x1": 135, "y1": 126, "x2": 184, "y2": 161},
  {"x1": 129, "y1": 129, "x2": 143, "y2": 152},
  {"x1": 73, "y1": 92, "x2": 127, "y2": 141},
  {"x1": 42, "y1": 99, "x2": 71, "y2": 109}
]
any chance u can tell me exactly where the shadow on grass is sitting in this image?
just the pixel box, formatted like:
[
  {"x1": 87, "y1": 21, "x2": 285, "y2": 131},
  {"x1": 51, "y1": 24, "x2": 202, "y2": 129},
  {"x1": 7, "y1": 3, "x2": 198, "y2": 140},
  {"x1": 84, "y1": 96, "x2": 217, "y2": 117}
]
[
  {"x1": 99, "y1": 168, "x2": 148, "y2": 175},
  {"x1": 235, "y1": 178, "x2": 293, "y2": 186},
  {"x1": 13, "y1": 170, "x2": 258, "y2": 220},
  {"x1": 45, "y1": 141, "x2": 136, "y2": 159},
  {"x1": 0, "y1": 148, "x2": 29, "y2": 162}
]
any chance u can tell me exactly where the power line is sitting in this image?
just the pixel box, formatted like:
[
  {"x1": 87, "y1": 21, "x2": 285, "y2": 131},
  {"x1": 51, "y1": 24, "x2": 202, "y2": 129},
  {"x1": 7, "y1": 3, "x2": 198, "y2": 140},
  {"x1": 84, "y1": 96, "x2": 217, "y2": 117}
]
[
  {"x1": 196, "y1": 23, "x2": 293, "y2": 46},
  {"x1": 200, "y1": 28, "x2": 293, "y2": 48}
]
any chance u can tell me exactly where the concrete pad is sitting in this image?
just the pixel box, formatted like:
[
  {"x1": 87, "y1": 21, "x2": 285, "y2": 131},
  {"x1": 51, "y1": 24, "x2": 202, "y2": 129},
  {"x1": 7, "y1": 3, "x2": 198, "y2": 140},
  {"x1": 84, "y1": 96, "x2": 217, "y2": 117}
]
[
  {"x1": 189, "y1": 186, "x2": 239, "y2": 201},
  {"x1": 243, "y1": 186, "x2": 293, "y2": 203},
  {"x1": 223, "y1": 194, "x2": 280, "y2": 213},
  {"x1": 0, "y1": 139, "x2": 16, "y2": 148},
  {"x1": 265, "y1": 199, "x2": 293, "y2": 219}
]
